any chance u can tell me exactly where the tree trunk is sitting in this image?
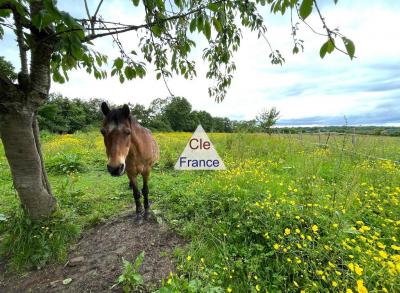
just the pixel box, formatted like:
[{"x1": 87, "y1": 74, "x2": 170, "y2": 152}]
[
  {"x1": 0, "y1": 0, "x2": 58, "y2": 220},
  {"x1": 0, "y1": 105, "x2": 56, "y2": 220}
]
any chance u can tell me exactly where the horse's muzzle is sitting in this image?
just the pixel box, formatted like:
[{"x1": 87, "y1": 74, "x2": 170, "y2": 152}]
[{"x1": 107, "y1": 164, "x2": 125, "y2": 176}]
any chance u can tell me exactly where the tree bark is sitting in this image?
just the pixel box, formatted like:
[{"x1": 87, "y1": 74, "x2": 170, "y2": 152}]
[
  {"x1": 0, "y1": 105, "x2": 56, "y2": 220},
  {"x1": 0, "y1": 0, "x2": 59, "y2": 220}
]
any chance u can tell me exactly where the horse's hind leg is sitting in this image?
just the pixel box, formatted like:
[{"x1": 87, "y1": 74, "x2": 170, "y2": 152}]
[
  {"x1": 142, "y1": 171, "x2": 150, "y2": 220},
  {"x1": 130, "y1": 176, "x2": 143, "y2": 223}
]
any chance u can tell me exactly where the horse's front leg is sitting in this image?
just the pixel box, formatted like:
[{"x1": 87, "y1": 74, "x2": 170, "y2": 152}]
[
  {"x1": 142, "y1": 171, "x2": 150, "y2": 220},
  {"x1": 130, "y1": 176, "x2": 143, "y2": 223}
]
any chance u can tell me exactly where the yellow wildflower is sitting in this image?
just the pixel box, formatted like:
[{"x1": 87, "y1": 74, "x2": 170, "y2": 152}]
[
  {"x1": 379, "y1": 251, "x2": 388, "y2": 259},
  {"x1": 332, "y1": 281, "x2": 338, "y2": 287},
  {"x1": 356, "y1": 280, "x2": 368, "y2": 293},
  {"x1": 391, "y1": 245, "x2": 400, "y2": 251},
  {"x1": 377, "y1": 242, "x2": 386, "y2": 249},
  {"x1": 284, "y1": 228, "x2": 291, "y2": 236},
  {"x1": 312, "y1": 225, "x2": 319, "y2": 233},
  {"x1": 354, "y1": 265, "x2": 363, "y2": 276},
  {"x1": 227, "y1": 288, "x2": 232, "y2": 293}
]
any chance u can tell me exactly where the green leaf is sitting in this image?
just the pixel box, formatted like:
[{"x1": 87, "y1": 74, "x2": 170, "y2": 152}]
[
  {"x1": 326, "y1": 39, "x2": 335, "y2": 53},
  {"x1": 133, "y1": 251, "x2": 145, "y2": 271},
  {"x1": 197, "y1": 14, "x2": 204, "y2": 32},
  {"x1": 212, "y1": 17, "x2": 222, "y2": 33},
  {"x1": 299, "y1": 0, "x2": 313, "y2": 20},
  {"x1": 207, "y1": 2, "x2": 219, "y2": 12},
  {"x1": 52, "y1": 70, "x2": 65, "y2": 83},
  {"x1": 156, "y1": 72, "x2": 162, "y2": 80},
  {"x1": 174, "y1": 0, "x2": 182, "y2": 8},
  {"x1": 124, "y1": 66, "x2": 136, "y2": 80},
  {"x1": 131, "y1": 0, "x2": 140, "y2": 6},
  {"x1": 204, "y1": 21, "x2": 211, "y2": 40},
  {"x1": 319, "y1": 41, "x2": 328, "y2": 58},
  {"x1": 342, "y1": 37, "x2": 355, "y2": 60},
  {"x1": 319, "y1": 39, "x2": 334, "y2": 59},
  {"x1": 151, "y1": 25, "x2": 162, "y2": 37},
  {"x1": 189, "y1": 18, "x2": 197, "y2": 33},
  {"x1": 114, "y1": 58, "x2": 123, "y2": 70}
]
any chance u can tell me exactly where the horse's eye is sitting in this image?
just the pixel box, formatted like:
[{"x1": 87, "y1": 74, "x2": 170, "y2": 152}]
[
  {"x1": 124, "y1": 129, "x2": 131, "y2": 136},
  {"x1": 100, "y1": 128, "x2": 106, "y2": 136}
]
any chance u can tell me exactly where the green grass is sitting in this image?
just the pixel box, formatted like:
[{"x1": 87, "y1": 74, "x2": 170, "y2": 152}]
[{"x1": 0, "y1": 131, "x2": 399, "y2": 292}]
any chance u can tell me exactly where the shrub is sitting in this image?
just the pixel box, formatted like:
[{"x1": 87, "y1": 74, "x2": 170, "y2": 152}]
[{"x1": 47, "y1": 152, "x2": 87, "y2": 174}]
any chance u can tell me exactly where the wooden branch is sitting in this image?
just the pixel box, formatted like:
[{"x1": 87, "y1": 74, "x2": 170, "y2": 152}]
[
  {"x1": 83, "y1": 0, "x2": 91, "y2": 21},
  {"x1": 13, "y1": 11, "x2": 29, "y2": 75},
  {"x1": 93, "y1": 0, "x2": 104, "y2": 19},
  {"x1": 29, "y1": 1, "x2": 55, "y2": 99},
  {"x1": 83, "y1": 0, "x2": 95, "y2": 35},
  {"x1": 84, "y1": 0, "x2": 227, "y2": 42},
  {"x1": 313, "y1": 0, "x2": 351, "y2": 57}
]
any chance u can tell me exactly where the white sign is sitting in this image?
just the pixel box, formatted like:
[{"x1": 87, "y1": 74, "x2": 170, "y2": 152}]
[{"x1": 174, "y1": 125, "x2": 226, "y2": 170}]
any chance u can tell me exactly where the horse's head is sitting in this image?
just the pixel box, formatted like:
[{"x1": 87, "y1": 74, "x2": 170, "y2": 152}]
[{"x1": 100, "y1": 102, "x2": 132, "y2": 176}]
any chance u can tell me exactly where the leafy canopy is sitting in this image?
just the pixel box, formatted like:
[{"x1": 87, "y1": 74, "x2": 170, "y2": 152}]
[{"x1": 0, "y1": 0, "x2": 354, "y2": 101}]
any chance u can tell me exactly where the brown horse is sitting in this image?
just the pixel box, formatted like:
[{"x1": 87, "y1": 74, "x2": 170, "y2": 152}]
[{"x1": 100, "y1": 102, "x2": 159, "y2": 222}]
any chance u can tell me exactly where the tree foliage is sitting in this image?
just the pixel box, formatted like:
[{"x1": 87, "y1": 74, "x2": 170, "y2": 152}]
[
  {"x1": 37, "y1": 94, "x2": 273, "y2": 133},
  {"x1": 0, "y1": 56, "x2": 17, "y2": 82},
  {"x1": 256, "y1": 106, "x2": 280, "y2": 134},
  {"x1": 0, "y1": 0, "x2": 354, "y2": 103},
  {"x1": 37, "y1": 93, "x2": 104, "y2": 133}
]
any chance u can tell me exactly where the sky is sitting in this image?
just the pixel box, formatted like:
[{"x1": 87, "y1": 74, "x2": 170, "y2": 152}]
[{"x1": 1, "y1": 0, "x2": 400, "y2": 126}]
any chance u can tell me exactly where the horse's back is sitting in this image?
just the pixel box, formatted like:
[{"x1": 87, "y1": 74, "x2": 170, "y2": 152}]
[{"x1": 133, "y1": 123, "x2": 159, "y2": 166}]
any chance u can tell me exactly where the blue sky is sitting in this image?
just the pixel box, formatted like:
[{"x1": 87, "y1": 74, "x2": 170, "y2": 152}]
[{"x1": 1, "y1": 0, "x2": 399, "y2": 125}]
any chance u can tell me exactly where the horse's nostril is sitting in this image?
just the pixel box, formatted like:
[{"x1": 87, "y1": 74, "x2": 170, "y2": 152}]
[{"x1": 107, "y1": 164, "x2": 124, "y2": 176}]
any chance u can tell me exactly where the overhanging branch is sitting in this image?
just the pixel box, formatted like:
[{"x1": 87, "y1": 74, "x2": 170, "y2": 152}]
[{"x1": 83, "y1": 0, "x2": 227, "y2": 42}]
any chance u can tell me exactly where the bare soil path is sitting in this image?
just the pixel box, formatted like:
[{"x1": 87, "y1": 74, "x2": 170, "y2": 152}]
[{"x1": 0, "y1": 212, "x2": 183, "y2": 292}]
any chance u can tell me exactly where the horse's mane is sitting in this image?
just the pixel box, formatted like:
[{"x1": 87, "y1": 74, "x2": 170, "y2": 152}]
[{"x1": 105, "y1": 108, "x2": 138, "y2": 125}]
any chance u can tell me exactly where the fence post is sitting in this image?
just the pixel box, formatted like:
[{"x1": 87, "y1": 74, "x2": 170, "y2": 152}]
[
  {"x1": 318, "y1": 129, "x2": 321, "y2": 145},
  {"x1": 299, "y1": 130, "x2": 303, "y2": 141},
  {"x1": 352, "y1": 128, "x2": 356, "y2": 146}
]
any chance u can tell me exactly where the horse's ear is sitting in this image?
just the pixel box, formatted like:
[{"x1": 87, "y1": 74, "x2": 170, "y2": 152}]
[
  {"x1": 122, "y1": 104, "x2": 130, "y2": 118},
  {"x1": 101, "y1": 102, "x2": 110, "y2": 116}
]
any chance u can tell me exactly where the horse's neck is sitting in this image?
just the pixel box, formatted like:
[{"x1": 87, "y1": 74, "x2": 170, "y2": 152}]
[{"x1": 128, "y1": 123, "x2": 142, "y2": 158}]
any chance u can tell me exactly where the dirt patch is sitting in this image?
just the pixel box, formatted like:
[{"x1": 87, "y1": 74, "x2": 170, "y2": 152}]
[{"x1": 0, "y1": 212, "x2": 183, "y2": 292}]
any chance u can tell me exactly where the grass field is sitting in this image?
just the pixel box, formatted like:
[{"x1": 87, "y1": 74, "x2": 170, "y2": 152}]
[{"x1": 0, "y1": 131, "x2": 399, "y2": 292}]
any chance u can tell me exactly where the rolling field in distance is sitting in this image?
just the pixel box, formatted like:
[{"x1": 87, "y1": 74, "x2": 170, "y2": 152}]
[{"x1": 0, "y1": 131, "x2": 399, "y2": 292}]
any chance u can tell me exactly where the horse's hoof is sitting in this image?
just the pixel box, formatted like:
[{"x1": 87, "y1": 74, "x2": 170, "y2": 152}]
[{"x1": 135, "y1": 214, "x2": 143, "y2": 224}]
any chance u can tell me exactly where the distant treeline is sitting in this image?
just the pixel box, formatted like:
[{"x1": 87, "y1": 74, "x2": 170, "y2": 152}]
[
  {"x1": 38, "y1": 93, "x2": 258, "y2": 133},
  {"x1": 277, "y1": 126, "x2": 400, "y2": 137},
  {"x1": 38, "y1": 94, "x2": 400, "y2": 136}
]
